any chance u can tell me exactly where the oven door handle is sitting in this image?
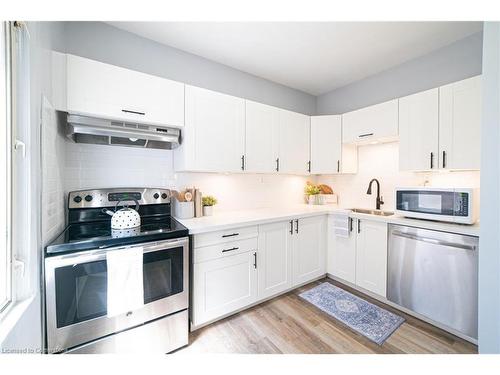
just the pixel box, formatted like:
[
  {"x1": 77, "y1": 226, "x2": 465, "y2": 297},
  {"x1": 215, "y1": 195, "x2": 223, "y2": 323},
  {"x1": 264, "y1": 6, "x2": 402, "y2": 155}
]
[{"x1": 46, "y1": 237, "x2": 189, "y2": 267}]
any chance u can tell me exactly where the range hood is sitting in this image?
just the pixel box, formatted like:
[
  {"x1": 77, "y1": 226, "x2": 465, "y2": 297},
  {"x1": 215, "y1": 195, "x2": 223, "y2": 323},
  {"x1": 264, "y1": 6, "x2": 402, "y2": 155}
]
[{"x1": 66, "y1": 114, "x2": 181, "y2": 150}]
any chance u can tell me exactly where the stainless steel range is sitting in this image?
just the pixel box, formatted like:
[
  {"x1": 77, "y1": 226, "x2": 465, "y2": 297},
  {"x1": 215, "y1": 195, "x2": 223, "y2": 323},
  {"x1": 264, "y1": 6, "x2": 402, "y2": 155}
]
[{"x1": 44, "y1": 188, "x2": 189, "y2": 354}]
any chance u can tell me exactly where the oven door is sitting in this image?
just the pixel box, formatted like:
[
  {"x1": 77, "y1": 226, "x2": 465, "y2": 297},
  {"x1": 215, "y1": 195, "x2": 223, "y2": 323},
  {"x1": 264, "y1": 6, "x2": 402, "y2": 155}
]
[{"x1": 45, "y1": 237, "x2": 188, "y2": 352}]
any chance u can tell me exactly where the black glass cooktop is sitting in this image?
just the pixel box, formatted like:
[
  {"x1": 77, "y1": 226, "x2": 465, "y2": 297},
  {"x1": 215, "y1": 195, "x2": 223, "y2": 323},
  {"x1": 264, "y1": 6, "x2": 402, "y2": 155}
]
[{"x1": 46, "y1": 215, "x2": 189, "y2": 255}]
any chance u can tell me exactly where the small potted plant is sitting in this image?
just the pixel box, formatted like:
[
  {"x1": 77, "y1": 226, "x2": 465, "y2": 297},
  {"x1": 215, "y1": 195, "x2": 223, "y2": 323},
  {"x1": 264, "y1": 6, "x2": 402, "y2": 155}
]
[
  {"x1": 202, "y1": 196, "x2": 217, "y2": 216},
  {"x1": 304, "y1": 182, "x2": 321, "y2": 205}
]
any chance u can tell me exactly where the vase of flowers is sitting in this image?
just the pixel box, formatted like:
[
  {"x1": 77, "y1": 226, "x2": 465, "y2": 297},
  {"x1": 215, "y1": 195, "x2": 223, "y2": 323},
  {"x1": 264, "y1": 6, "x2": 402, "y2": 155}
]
[
  {"x1": 202, "y1": 196, "x2": 217, "y2": 216},
  {"x1": 304, "y1": 182, "x2": 321, "y2": 205}
]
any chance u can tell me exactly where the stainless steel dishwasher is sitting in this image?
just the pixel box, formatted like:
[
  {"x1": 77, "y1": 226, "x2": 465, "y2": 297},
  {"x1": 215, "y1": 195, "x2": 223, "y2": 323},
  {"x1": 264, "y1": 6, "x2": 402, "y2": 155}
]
[{"x1": 388, "y1": 224, "x2": 478, "y2": 340}]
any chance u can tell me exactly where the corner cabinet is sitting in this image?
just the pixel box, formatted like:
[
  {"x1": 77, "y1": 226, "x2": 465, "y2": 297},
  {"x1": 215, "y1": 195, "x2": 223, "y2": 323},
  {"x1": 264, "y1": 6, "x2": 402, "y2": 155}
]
[
  {"x1": 174, "y1": 85, "x2": 245, "y2": 173},
  {"x1": 292, "y1": 215, "x2": 327, "y2": 285},
  {"x1": 66, "y1": 54, "x2": 185, "y2": 127},
  {"x1": 258, "y1": 215, "x2": 326, "y2": 299},
  {"x1": 257, "y1": 221, "x2": 293, "y2": 299},
  {"x1": 310, "y1": 115, "x2": 357, "y2": 174}
]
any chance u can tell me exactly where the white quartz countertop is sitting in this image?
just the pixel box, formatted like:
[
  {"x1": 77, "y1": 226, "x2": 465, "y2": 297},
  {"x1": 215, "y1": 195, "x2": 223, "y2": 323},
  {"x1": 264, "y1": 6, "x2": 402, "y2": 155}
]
[{"x1": 176, "y1": 204, "x2": 480, "y2": 237}]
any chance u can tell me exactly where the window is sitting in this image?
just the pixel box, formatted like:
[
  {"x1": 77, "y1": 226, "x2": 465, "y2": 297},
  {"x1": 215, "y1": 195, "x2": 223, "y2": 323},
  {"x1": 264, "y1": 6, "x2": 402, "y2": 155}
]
[{"x1": 0, "y1": 22, "x2": 12, "y2": 312}]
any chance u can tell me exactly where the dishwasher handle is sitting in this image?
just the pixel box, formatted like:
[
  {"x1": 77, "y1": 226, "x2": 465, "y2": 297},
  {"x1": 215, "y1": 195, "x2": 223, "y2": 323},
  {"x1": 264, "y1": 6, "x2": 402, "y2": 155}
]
[{"x1": 391, "y1": 230, "x2": 477, "y2": 251}]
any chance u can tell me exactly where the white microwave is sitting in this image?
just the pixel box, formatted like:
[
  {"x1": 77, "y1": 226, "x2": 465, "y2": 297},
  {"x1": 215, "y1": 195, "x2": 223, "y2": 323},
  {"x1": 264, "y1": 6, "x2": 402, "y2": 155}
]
[{"x1": 395, "y1": 187, "x2": 478, "y2": 224}]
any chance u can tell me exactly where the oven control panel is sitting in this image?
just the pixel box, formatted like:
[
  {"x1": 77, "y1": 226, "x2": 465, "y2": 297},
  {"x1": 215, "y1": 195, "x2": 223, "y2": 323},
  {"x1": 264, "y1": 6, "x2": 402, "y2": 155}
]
[{"x1": 68, "y1": 188, "x2": 172, "y2": 209}]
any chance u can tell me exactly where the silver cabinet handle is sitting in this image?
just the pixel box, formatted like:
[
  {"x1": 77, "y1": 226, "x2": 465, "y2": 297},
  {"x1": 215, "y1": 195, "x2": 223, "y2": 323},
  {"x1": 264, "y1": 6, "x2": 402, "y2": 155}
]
[
  {"x1": 253, "y1": 252, "x2": 257, "y2": 269},
  {"x1": 222, "y1": 247, "x2": 239, "y2": 253},
  {"x1": 241, "y1": 155, "x2": 245, "y2": 171},
  {"x1": 122, "y1": 109, "x2": 145, "y2": 116},
  {"x1": 358, "y1": 133, "x2": 374, "y2": 138},
  {"x1": 289, "y1": 220, "x2": 294, "y2": 235},
  {"x1": 295, "y1": 219, "x2": 299, "y2": 234},
  {"x1": 391, "y1": 230, "x2": 477, "y2": 251}
]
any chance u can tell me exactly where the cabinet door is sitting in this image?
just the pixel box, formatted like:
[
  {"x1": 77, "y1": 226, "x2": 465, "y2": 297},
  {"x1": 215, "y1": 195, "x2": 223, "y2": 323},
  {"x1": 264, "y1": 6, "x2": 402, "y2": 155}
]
[
  {"x1": 183, "y1": 85, "x2": 245, "y2": 172},
  {"x1": 257, "y1": 221, "x2": 293, "y2": 299},
  {"x1": 342, "y1": 99, "x2": 398, "y2": 144},
  {"x1": 245, "y1": 101, "x2": 280, "y2": 173},
  {"x1": 66, "y1": 54, "x2": 184, "y2": 127},
  {"x1": 310, "y1": 115, "x2": 342, "y2": 174},
  {"x1": 278, "y1": 110, "x2": 311, "y2": 175},
  {"x1": 292, "y1": 216, "x2": 327, "y2": 286},
  {"x1": 399, "y1": 88, "x2": 439, "y2": 171},
  {"x1": 439, "y1": 75, "x2": 481, "y2": 170},
  {"x1": 327, "y1": 216, "x2": 356, "y2": 284},
  {"x1": 192, "y1": 251, "x2": 257, "y2": 327},
  {"x1": 355, "y1": 219, "x2": 388, "y2": 297}
]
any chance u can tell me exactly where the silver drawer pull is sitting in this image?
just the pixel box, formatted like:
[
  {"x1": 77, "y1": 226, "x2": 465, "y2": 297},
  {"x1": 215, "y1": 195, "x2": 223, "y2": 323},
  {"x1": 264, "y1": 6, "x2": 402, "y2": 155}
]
[
  {"x1": 222, "y1": 247, "x2": 239, "y2": 253},
  {"x1": 358, "y1": 133, "x2": 374, "y2": 138},
  {"x1": 222, "y1": 233, "x2": 239, "y2": 238},
  {"x1": 391, "y1": 230, "x2": 477, "y2": 251},
  {"x1": 122, "y1": 109, "x2": 145, "y2": 116}
]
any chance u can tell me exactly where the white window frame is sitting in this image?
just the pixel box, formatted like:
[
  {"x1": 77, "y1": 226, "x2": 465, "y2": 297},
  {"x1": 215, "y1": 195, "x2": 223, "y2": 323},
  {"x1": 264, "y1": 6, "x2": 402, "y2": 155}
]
[{"x1": 0, "y1": 21, "x2": 13, "y2": 314}]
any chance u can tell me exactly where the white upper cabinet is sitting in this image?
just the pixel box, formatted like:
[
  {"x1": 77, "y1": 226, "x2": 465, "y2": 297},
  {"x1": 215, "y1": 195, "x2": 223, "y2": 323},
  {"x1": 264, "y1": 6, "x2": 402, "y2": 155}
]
[
  {"x1": 245, "y1": 101, "x2": 280, "y2": 173},
  {"x1": 278, "y1": 109, "x2": 311, "y2": 175},
  {"x1": 310, "y1": 115, "x2": 357, "y2": 174},
  {"x1": 66, "y1": 54, "x2": 184, "y2": 127},
  {"x1": 175, "y1": 85, "x2": 245, "y2": 172},
  {"x1": 439, "y1": 75, "x2": 482, "y2": 170},
  {"x1": 399, "y1": 88, "x2": 439, "y2": 171},
  {"x1": 342, "y1": 99, "x2": 399, "y2": 144}
]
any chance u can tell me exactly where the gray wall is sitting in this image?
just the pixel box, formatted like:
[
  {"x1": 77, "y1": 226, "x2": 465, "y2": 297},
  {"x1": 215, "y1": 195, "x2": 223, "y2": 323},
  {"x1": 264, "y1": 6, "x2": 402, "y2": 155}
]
[
  {"x1": 316, "y1": 31, "x2": 483, "y2": 114},
  {"x1": 59, "y1": 22, "x2": 316, "y2": 115},
  {"x1": 478, "y1": 22, "x2": 500, "y2": 354}
]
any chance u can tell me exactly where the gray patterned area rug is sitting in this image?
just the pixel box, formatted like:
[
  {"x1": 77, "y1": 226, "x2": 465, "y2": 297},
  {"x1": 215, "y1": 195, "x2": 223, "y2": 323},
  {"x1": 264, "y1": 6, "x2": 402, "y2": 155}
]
[{"x1": 299, "y1": 282, "x2": 405, "y2": 345}]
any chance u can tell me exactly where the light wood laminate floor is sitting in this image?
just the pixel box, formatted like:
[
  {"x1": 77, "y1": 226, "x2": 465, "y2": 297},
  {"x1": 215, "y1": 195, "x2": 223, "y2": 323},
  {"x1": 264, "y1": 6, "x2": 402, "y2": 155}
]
[{"x1": 178, "y1": 278, "x2": 477, "y2": 354}]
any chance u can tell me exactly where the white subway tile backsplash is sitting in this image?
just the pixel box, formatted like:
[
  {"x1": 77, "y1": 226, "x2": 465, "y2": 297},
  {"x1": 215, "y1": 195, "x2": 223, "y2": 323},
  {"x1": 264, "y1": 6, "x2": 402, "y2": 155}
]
[{"x1": 316, "y1": 142, "x2": 480, "y2": 211}]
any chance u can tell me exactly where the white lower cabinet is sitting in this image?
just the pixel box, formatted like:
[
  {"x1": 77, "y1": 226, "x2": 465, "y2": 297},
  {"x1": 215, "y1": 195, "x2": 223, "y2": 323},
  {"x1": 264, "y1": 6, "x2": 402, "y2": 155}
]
[
  {"x1": 355, "y1": 219, "x2": 388, "y2": 297},
  {"x1": 328, "y1": 216, "x2": 388, "y2": 297},
  {"x1": 327, "y1": 216, "x2": 356, "y2": 284},
  {"x1": 292, "y1": 215, "x2": 327, "y2": 285},
  {"x1": 192, "y1": 215, "x2": 328, "y2": 328},
  {"x1": 257, "y1": 221, "x2": 293, "y2": 299},
  {"x1": 192, "y1": 251, "x2": 258, "y2": 327}
]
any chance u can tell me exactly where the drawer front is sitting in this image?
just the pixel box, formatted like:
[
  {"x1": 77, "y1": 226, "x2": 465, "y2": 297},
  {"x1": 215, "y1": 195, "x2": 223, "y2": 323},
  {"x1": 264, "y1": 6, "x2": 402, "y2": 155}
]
[
  {"x1": 193, "y1": 225, "x2": 258, "y2": 248},
  {"x1": 194, "y1": 237, "x2": 258, "y2": 263},
  {"x1": 67, "y1": 310, "x2": 188, "y2": 354}
]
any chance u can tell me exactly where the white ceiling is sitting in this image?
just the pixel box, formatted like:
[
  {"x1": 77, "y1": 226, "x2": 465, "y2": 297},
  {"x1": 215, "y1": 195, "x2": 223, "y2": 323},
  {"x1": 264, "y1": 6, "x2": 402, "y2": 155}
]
[{"x1": 107, "y1": 22, "x2": 483, "y2": 96}]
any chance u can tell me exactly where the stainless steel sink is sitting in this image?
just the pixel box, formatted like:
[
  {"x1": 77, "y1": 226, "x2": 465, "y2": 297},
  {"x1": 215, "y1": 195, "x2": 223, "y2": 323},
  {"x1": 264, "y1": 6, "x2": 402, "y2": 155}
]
[{"x1": 349, "y1": 208, "x2": 394, "y2": 216}]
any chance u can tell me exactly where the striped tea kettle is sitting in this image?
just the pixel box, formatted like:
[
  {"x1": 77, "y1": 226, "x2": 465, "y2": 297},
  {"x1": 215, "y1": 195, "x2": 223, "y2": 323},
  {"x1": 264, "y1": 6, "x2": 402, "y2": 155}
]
[{"x1": 102, "y1": 200, "x2": 141, "y2": 229}]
